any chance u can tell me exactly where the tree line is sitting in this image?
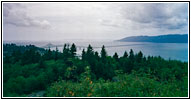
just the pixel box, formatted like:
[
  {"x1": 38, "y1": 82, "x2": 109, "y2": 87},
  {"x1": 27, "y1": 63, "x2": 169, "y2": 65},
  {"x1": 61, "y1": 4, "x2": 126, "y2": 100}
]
[{"x1": 3, "y1": 43, "x2": 188, "y2": 97}]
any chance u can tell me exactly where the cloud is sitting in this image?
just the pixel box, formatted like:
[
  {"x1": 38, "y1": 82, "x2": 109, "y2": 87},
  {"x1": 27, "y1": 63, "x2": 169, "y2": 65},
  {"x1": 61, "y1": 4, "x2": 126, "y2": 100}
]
[
  {"x1": 3, "y1": 3, "x2": 188, "y2": 41},
  {"x1": 100, "y1": 3, "x2": 188, "y2": 34},
  {"x1": 3, "y1": 3, "x2": 51, "y2": 29}
]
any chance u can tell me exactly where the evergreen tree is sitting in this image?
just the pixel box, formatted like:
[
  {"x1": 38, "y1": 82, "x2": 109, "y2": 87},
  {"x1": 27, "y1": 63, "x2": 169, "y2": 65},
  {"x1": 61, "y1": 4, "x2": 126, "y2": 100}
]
[
  {"x1": 101, "y1": 45, "x2": 107, "y2": 62},
  {"x1": 82, "y1": 49, "x2": 86, "y2": 60},
  {"x1": 63, "y1": 44, "x2": 67, "y2": 51},
  {"x1": 123, "y1": 51, "x2": 128, "y2": 58},
  {"x1": 63, "y1": 44, "x2": 70, "y2": 61},
  {"x1": 86, "y1": 45, "x2": 94, "y2": 60},
  {"x1": 129, "y1": 49, "x2": 134, "y2": 61},
  {"x1": 137, "y1": 51, "x2": 143, "y2": 63},
  {"x1": 22, "y1": 48, "x2": 41, "y2": 65},
  {"x1": 35, "y1": 52, "x2": 41, "y2": 63},
  {"x1": 42, "y1": 48, "x2": 52, "y2": 60},
  {"x1": 47, "y1": 48, "x2": 53, "y2": 60},
  {"x1": 70, "y1": 43, "x2": 77, "y2": 58},
  {"x1": 127, "y1": 49, "x2": 135, "y2": 72},
  {"x1": 87, "y1": 45, "x2": 93, "y2": 55},
  {"x1": 94, "y1": 51, "x2": 100, "y2": 61},
  {"x1": 113, "y1": 52, "x2": 119, "y2": 61}
]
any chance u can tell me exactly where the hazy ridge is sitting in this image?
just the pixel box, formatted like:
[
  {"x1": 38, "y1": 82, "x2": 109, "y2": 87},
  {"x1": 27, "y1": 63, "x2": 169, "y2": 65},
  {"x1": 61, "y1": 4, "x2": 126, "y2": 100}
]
[{"x1": 118, "y1": 34, "x2": 188, "y2": 43}]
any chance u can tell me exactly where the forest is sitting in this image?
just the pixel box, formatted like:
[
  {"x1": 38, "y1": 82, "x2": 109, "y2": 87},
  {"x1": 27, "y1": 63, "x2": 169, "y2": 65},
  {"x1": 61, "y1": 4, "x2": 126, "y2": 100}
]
[{"x1": 3, "y1": 43, "x2": 188, "y2": 97}]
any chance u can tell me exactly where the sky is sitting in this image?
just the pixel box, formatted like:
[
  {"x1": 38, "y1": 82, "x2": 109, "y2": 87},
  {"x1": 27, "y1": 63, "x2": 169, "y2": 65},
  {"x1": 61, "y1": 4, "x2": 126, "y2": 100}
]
[{"x1": 3, "y1": 2, "x2": 188, "y2": 41}]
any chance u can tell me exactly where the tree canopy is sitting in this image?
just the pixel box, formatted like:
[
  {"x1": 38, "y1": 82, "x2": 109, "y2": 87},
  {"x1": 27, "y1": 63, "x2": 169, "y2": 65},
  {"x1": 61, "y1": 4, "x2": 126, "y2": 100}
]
[{"x1": 3, "y1": 43, "x2": 188, "y2": 97}]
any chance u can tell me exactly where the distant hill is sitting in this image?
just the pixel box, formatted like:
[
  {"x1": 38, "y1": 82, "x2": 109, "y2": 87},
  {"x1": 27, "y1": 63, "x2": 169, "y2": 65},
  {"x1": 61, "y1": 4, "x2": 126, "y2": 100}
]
[
  {"x1": 118, "y1": 34, "x2": 188, "y2": 43},
  {"x1": 3, "y1": 44, "x2": 46, "y2": 57}
]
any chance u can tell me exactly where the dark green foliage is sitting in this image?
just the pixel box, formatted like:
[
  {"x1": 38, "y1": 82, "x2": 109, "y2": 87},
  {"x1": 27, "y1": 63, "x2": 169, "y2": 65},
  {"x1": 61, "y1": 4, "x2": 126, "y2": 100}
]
[
  {"x1": 21, "y1": 49, "x2": 41, "y2": 65},
  {"x1": 62, "y1": 44, "x2": 71, "y2": 61},
  {"x1": 3, "y1": 44, "x2": 46, "y2": 57},
  {"x1": 94, "y1": 51, "x2": 100, "y2": 61},
  {"x1": 129, "y1": 49, "x2": 134, "y2": 60},
  {"x1": 113, "y1": 52, "x2": 119, "y2": 61},
  {"x1": 137, "y1": 51, "x2": 143, "y2": 62},
  {"x1": 3, "y1": 43, "x2": 188, "y2": 97},
  {"x1": 43, "y1": 48, "x2": 53, "y2": 60},
  {"x1": 70, "y1": 43, "x2": 77, "y2": 57},
  {"x1": 86, "y1": 45, "x2": 94, "y2": 63},
  {"x1": 38, "y1": 59, "x2": 45, "y2": 68},
  {"x1": 82, "y1": 49, "x2": 86, "y2": 60},
  {"x1": 101, "y1": 45, "x2": 107, "y2": 62},
  {"x1": 11, "y1": 50, "x2": 22, "y2": 63},
  {"x1": 123, "y1": 51, "x2": 128, "y2": 58}
]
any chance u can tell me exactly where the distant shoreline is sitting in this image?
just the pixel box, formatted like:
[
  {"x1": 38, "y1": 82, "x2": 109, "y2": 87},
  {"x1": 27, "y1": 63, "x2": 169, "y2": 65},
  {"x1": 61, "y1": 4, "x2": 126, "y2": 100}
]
[{"x1": 118, "y1": 34, "x2": 188, "y2": 43}]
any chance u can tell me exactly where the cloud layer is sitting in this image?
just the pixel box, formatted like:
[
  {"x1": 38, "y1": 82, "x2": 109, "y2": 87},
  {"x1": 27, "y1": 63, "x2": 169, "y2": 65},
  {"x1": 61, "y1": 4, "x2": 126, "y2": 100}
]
[
  {"x1": 3, "y1": 3, "x2": 51, "y2": 29},
  {"x1": 100, "y1": 3, "x2": 188, "y2": 32},
  {"x1": 3, "y1": 3, "x2": 188, "y2": 41}
]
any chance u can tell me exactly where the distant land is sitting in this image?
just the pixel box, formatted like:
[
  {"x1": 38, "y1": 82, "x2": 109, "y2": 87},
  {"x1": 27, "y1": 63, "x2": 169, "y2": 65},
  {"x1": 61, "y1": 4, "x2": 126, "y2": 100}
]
[{"x1": 118, "y1": 34, "x2": 188, "y2": 43}]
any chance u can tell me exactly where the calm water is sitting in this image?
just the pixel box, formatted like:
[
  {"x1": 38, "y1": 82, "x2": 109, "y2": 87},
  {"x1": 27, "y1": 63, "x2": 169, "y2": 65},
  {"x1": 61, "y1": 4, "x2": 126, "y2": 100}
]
[{"x1": 4, "y1": 40, "x2": 188, "y2": 62}]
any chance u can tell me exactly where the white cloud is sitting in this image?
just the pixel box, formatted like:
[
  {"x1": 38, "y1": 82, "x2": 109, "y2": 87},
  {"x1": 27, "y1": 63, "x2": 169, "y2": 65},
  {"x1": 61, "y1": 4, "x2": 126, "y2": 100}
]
[
  {"x1": 3, "y1": 3, "x2": 188, "y2": 41},
  {"x1": 96, "y1": 3, "x2": 188, "y2": 38},
  {"x1": 3, "y1": 3, "x2": 51, "y2": 29}
]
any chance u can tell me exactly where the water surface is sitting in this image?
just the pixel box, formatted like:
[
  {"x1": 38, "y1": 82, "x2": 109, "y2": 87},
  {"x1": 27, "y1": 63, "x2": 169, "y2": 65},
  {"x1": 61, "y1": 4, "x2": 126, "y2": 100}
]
[{"x1": 4, "y1": 40, "x2": 188, "y2": 62}]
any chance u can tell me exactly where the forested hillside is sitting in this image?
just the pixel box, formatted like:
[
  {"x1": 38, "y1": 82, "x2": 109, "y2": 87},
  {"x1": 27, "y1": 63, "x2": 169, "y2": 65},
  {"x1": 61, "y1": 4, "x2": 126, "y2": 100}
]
[
  {"x1": 3, "y1": 43, "x2": 188, "y2": 97},
  {"x1": 119, "y1": 34, "x2": 188, "y2": 43}
]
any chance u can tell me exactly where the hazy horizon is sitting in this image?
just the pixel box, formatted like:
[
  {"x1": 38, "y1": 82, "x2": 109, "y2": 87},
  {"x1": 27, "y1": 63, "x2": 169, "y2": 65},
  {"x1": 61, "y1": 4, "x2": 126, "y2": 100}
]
[
  {"x1": 3, "y1": 33, "x2": 189, "y2": 43},
  {"x1": 3, "y1": 2, "x2": 188, "y2": 41}
]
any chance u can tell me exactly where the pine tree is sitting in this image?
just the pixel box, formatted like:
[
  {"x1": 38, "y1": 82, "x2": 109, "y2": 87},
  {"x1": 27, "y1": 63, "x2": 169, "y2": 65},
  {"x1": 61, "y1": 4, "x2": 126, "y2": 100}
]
[
  {"x1": 70, "y1": 43, "x2": 77, "y2": 58},
  {"x1": 113, "y1": 52, "x2": 119, "y2": 61},
  {"x1": 63, "y1": 44, "x2": 70, "y2": 61},
  {"x1": 123, "y1": 51, "x2": 128, "y2": 58},
  {"x1": 137, "y1": 51, "x2": 143, "y2": 63},
  {"x1": 94, "y1": 51, "x2": 100, "y2": 61},
  {"x1": 86, "y1": 45, "x2": 94, "y2": 59},
  {"x1": 101, "y1": 45, "x2": 107, "y2": 62},
  {"x1": 86, "y1": 44, "x2": 95, "y2": 65},
  {"x1": 82, "y1": 49, "x2": 86, "y2": 60},
  {"x1": 129, "y1": 49, "x2": 134, "y2": 61},
  {"x1": 128, "y1": 49, "x2": 135, "y2": 72},
  {"x1": 47, "y1": 48, "x2": 52, "y2": 60},
  {"x1": 63, "y1": 44, "x2": 67, "y2": 51},
  {"x1": 22, "y1": 48, "x2": 41, "y2": 65},
  {"x1": 87, "y1": 45, "x2": 93, "y2": 55}
]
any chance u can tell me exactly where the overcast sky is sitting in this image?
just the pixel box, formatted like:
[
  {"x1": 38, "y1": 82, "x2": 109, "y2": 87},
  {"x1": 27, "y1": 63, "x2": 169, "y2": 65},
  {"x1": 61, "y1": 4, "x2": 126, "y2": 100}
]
[{"x1": 3, "y1": 2, "x2": 188, "y2": 41}]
